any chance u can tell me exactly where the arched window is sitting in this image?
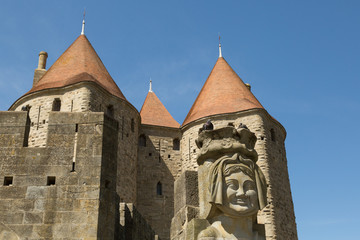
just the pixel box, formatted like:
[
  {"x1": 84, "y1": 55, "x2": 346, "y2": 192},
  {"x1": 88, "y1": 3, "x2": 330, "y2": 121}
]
[
  {"x1": 156, "y1": 182, "x2": 162, "y2": 195},
  {"x1": 173, "y1": 138, "x2": 180, "y2": 150},
  {"x1": 52, "y1": 98, "x2": 61, "y2": 111},
  {"x1": 270, "y1": 128, "x2": 276, "y2": 142},
  {"x1": 131, "y1": 118, "x2": 135, "y2": 132},
  {"x1": 106, "y1": 105, "x2": 114, "y2": 117},
  {"x1": 139, "y1": 134, "x2": 146, "y2": 147}
]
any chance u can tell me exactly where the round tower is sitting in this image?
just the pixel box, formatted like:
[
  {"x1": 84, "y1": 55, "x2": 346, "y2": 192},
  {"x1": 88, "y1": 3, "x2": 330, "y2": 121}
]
[
  {"x1": 137, "y1": 81, "x2": 181, "y2": 240},
  {"x1": 180, "y1": 54, "x2": 297, "y2": 239},
  {"x1": 9, "y1": 33, "x2": 140, "y2": 204}
]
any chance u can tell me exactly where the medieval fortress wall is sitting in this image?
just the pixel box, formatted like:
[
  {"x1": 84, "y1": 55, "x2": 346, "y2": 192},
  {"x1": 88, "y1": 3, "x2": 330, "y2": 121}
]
[
  {"x1": 10, "y1": 83, "x2": 140, "y2": 204},
  {"x1": 0, "y1": 111, "x2": 119, "y2": 239},
  {"x1": 137, "y1": 125, "x2": 182, "y2": 239},
  {"x1": 11, "y1": 86, "x2": 92, "y2": 147},
  {"x1": 0, "y1": 32, "x2": 297, "y2": 239}
]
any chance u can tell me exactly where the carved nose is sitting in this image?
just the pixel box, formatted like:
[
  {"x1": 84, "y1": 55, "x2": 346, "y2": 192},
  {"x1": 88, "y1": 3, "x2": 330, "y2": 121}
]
[{"x1": 235, "y1": 187, "x2": 245, "y2": 197}]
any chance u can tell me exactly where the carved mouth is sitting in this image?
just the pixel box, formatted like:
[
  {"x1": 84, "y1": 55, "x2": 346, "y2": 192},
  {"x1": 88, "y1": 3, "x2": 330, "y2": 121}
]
[{"x1": 233, "y1": 198, "x2": 248, "y2": 205}]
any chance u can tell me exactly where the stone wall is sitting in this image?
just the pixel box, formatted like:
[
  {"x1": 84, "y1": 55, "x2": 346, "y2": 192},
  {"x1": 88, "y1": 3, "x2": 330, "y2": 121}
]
[
  {"x1": 137, "y1": 125, "x2": 182, "y2": 240},
  {"x1": 86, "y1": 83, "x2": 140, "y2": 204},
  {"x1": 0, "y1": 111, "x2": 119, "y2": 239},
  {"x1": 180, "y1": 109, "x2": 297, "y2": 240},
  {"x1": 10, "y1": 82, "x2": 141, "y2": 204},
  {"x1": 11, "y1": 85, "x2": 92, "y2": 147},
  {"x1": 119, "y1": 203, "x2": 158, "y2": 240},
  {"x1": 170, "y1": 171, "x2": 199, "y2": 240}
]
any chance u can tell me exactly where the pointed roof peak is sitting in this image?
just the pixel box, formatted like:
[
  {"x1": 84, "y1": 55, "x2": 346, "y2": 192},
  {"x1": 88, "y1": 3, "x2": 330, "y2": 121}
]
[
  {"x1": 81, "y1": 9, "x2": 86, "y2": 35},
  {"x1": 149, "y1": 78, "x2": 153, "y2": 92},
  {"x1": 182, "y1": 57, "x2": 264, "y2": 126},
  {"x1": 25, "y1": 34, "x2": 126, "y2": 100},
  {"x1": 140, "y1": 89, "x2": 180, "y2": 128},
  {"x1": 219, "y1": 34, "x2": 222, "y2": 58}
]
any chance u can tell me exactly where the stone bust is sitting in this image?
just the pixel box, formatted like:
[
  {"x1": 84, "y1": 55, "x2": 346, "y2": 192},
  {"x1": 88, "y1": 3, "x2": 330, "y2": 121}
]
[{"x1": 196, "y1": 124, "x2": 267, "y2": 240}]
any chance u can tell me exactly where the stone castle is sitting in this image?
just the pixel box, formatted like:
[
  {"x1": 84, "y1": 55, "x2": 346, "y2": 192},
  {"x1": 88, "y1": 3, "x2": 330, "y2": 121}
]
[{"x1": 0, "y1": 25, "x2": 297, "y2": 240}]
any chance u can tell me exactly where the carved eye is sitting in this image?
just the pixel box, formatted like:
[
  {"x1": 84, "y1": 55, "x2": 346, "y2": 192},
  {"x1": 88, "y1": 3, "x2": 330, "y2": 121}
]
[
  {"x1": 244, "y1": 180, "x2": 256, "y2": 192},
  {"x1": 226, "y1": 181, "x2": 238, "y2": 190}
]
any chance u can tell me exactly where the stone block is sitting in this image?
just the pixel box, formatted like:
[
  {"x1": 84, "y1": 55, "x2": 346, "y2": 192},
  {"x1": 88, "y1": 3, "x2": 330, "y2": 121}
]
[
  {"x1": 6, "y1": 224, "x2": 33, "y2": 238},
  {"x1": 0, "y1": 187, "x2": 27, "y2": 199},
  {"x1": 25, "y1": 186, "x2": 47, "y2": 199},
  {"x1": 0, "y1": 212, "x2": 24, "y2": 224},
  {"x1": 44, "y1": 211, "x2": 61, "y2": 224},
  {"x1": 33, "y1": 224, "x2": 53, "y2": 238},
  {"x1": 185, "y1": 218, "x2": 209, "y2": 240},
  {"x1": 24, "y1": 212, "x2": 43, "y2": 224},
  {"x1": 174, "y1": 171, "x2": 198, "y2": 214},
  {"x1": 171, "y1": 206, "x2": 199, "y2": 240}
]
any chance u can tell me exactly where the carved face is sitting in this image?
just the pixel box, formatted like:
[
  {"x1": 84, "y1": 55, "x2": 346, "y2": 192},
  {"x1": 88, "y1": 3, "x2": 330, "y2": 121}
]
[{"x1": 218, "y1": 170, "x2": 259, "y2": 217}]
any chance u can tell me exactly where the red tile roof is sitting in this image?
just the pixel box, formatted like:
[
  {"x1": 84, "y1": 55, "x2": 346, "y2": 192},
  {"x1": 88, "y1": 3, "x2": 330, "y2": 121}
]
[
  {"x1": 182, "y1": 57, "x2": 264, "y2": 126},
  {"x1": 25, "y1": 35, "x2": 126, "y2": 100},
  {"x1": 140, "y1": 91, "x2": 180, "y2": 128}
]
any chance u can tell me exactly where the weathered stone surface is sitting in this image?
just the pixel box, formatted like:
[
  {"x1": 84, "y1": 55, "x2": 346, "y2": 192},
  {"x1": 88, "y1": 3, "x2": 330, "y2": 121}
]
[
  {"x1": 137, "y1": 125, "x2": 181, "y2": 240},
  {"x1": 174, "y1": 171, "x2": 198, "y2": 214},
  {"x1": 0, "y1": 39, "x2": 297, "y2": 240},
  {"x1": 180, "y1": 110, "x2": 298, "y2": 239}
]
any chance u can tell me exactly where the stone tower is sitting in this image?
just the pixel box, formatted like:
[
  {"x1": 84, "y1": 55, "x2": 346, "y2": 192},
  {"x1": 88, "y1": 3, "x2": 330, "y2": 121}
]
[
  {"x1": 172, "y1": 52, "x2": 298, "y2": 239},
  {"x1": 0, "y1": 32, "x2": 147, "y2": 239},
  {"x1": 136, "y1": 82, "x2": 182, "y2": 240}
]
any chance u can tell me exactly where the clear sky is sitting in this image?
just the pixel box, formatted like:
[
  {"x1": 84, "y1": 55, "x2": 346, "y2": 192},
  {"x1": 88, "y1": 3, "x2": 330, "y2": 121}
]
[{"x1": 1, "y1": 1, "x2": 359, "y2": 239}]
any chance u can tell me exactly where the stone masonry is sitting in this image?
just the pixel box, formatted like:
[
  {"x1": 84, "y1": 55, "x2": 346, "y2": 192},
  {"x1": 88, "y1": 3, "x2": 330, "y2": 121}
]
[
  {"x1": 180, "y1": 109, "x2": 297, "y2": 239},
  {"x1": 137, "y1": 125, "x2": 182, "y2": 240},
  {"x1": 0, "y1": 31, "x2": 297, "y2": 240}
]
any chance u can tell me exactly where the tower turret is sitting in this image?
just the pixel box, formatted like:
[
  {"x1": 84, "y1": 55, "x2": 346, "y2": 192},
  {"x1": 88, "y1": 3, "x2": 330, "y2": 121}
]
[{"x1": 179, "y1": 44, "x2": 298, "y2": 239}]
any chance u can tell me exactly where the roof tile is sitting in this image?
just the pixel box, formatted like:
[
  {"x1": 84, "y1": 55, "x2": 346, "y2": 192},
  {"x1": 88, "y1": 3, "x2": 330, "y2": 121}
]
[
  {"x1": 182, "y1": 57, "x2": 264, "y2": 126},
  {"x1": 140, "y1": 91, "x2": 180, "y2": 128},
  {"x1": 25, "y1": 35, "x2": 126, "y2": 100}
]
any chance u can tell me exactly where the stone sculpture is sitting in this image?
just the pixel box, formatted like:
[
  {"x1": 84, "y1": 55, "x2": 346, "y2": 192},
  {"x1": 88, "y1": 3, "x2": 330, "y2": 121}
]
[{"x1": 195, "y1": 124, "x2": 267, "y2": 240}]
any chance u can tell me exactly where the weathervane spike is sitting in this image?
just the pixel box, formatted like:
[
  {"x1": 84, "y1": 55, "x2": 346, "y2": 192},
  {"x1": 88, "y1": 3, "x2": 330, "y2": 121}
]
[
  {"x1": 81, "y1": 9, "x2": 86, "y2": 35},
  {"x1": 218, "y1": 33, "x2": 222, "y2": 58},
  {"x1": 149, "y1": 78, "x2": 153, "y2": 92}
]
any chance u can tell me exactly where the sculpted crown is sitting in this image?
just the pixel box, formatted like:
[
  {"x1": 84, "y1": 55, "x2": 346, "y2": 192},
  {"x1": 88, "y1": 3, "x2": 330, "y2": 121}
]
[{"x1": 195, "y1": 123, "x2": 258, "y2": 165}]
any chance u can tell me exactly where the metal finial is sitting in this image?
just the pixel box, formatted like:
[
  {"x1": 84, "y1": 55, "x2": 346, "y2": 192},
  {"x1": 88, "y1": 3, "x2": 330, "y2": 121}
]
[
  {"x1": 149, "y1": 78, "x2": 153, "y2": 92},
  {"x1": 81, "y1": 9, "x2": 86, "y2": 35},
  {"x1": 219, "y1": 34, "x2": 222, "y2": 58}
]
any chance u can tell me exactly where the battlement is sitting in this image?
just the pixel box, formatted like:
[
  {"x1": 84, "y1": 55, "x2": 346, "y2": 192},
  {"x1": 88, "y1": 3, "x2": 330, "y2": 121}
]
[{"x1": 0, "y1": 111, "x2": 122, "y2": 238}]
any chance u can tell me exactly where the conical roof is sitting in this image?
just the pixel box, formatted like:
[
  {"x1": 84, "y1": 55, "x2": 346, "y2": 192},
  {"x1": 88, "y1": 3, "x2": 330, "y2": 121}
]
[
  {"x1": 25, "y1": 35, "x2": 126, "y2": 100},
  {"x1": 140, "y1": 91, "x2": 180, "y2": 128},
  {"x1": 182, "y1": 57, "x2": 264, "y2": 126}
]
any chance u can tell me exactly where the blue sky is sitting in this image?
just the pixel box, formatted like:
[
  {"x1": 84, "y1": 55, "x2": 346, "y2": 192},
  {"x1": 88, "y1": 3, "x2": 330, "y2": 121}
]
[{"x1": 1, "y1": 1, "x2": 359, "y2": 239}]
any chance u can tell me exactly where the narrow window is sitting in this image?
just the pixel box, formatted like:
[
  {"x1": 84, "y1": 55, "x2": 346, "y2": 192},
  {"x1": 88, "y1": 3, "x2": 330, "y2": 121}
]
[
  {"x1": 107, "y1": 105, "x2": 114, "y2": 117},
  {"x1": 75, "y1": 124, "x2": 79, "y2": 132},
  {"x1": 149, "y1": 153, "x2": 152, "y2": 156},
  {"x1": 168, "y1": 155, "x2": 171, "y2": 158},
  {"x1": 156, "y1": 182, "x2": 162, "y2": 195},
  {"x1": 173, "y1": 138, "x2": 180, "y2": 150},
  {"x1": 52, "y1": 98, "x2": 61, "y2": 111},
  {"x1": 139, "y1": 134, "x2": 146, "y2": 147},
  {"x1": 4, "y1": 176, "x2": 13, "y2": 186},
  {"x1": 23, "y1": 114, "x2": 31, "y2": 147},
  {"x1": 47, "y1": 176, "x2": 56, "y2": 186},
  {"x1": 270, "y1": 129, "x2": 276, "y2": 142},
  {"x1": 131, "y1": 118, "x2": 135, "y2": 132},
  {"x1": 71, "y1": 162, "x2": 76, "y2": 172}
]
